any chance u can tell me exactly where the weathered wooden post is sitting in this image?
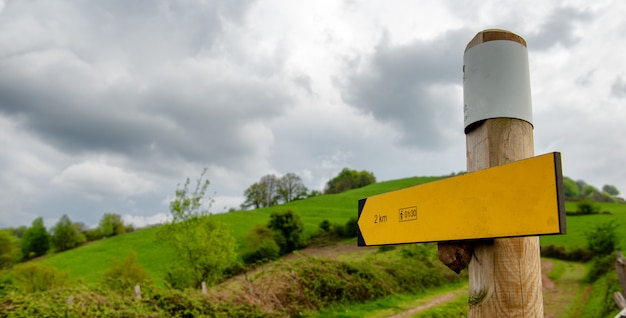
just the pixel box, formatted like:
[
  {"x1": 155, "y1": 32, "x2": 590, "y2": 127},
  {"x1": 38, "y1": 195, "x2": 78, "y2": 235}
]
[{"x1": 450, "y1": 29, "x2": 543, "y2": 317}]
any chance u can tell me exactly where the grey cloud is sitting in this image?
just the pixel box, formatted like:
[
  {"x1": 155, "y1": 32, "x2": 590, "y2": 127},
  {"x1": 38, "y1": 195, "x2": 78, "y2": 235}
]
[
  {"x1": 611, "y1": 76, "x2": 626, "y2": 98},
  {"x1": 341, "y1": 30, "x2": 471, "y2": 149},
  {"x1": 0, "y1": 0, "x2": 293, "y2": 172},
  {"x1": 526, "y1": 6, "x2": 592, "y2": 51},
  {"x1": 575, "y1": 69, "x2": 595, "y2": 86}
]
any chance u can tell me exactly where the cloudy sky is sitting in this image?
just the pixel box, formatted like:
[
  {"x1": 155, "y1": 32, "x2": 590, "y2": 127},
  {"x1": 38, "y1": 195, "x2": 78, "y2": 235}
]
[{"x1": 1, "y1": 0, "x2": 625, "y2": 229}]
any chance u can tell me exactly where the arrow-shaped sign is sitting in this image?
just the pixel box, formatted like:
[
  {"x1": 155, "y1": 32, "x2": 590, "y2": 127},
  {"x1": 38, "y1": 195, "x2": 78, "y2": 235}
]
[{"x1": 357, "y1": 152, "x2": 566, "y2": 246}]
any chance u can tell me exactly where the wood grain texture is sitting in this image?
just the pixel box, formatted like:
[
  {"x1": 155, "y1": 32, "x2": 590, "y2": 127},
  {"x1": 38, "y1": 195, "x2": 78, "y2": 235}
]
[
  {"x1": 466, "y1": 118, "x2": 543, "y2": 317},
  {"x1": 465, "y1": 29, "x2": 527, "y2": 52}
]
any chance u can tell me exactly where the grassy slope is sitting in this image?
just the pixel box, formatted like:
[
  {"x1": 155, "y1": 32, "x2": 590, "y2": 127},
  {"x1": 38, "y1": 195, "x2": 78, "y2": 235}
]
[
  {"x1": 36, "y1": 176, "x2": 626, "y2": 288},
  {"x1": 37, "y1": 176, "x2": 442, "y2": 285},
  {"x1": 540, "y1": 201, "x2": 626, "y2": 250}
]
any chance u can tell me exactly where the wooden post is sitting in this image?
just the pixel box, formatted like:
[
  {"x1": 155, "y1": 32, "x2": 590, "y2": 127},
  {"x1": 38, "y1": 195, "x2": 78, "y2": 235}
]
[
  {"x1": 465, "y1": 29, "x2": 542, "y2": 317},
  {"x1": 134, "y1": 284, "x2": 141, "y2": 300},
  {"x1": 616, "y1": 251, "x2": 626, "y2": 296},
  {"x1": 201, "y1": 281, "x2": 208, "y2": 295},
  {"x1": 437, "y1": 29, "x2": 543, "y2": 316}
]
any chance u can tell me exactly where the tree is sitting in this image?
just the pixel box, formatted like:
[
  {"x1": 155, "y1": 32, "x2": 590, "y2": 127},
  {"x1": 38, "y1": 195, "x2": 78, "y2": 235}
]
[
  {"x1": 0, "y1": 230, "x2": 19, "y2": 269},
  {"x1": 324, "y1": 168, "x2": 376, "y2": 194},
  {"x1": 157, "y1": 170, "x2": 238, "y2": 289},
  {"x1": 307, "y1": 190, "x2": 322, "y2": 198},
  {"x1": 602, "y1": 184, "x2": 620, "y2": 197},
  {"x1": 278, "y1": 173, "x2": 308, "y2": 203},
  {"x1": 563, "y1": 177, "x2": 579, "y2": 199},
  {"x1": 575, "y1": 180, "x2": 587, "y2": 198},
  {"x1": 98, "y1": 213, "x2": 126, "y2": 238},
  {"x1": 11, "y1": 226, "x2": 27, "y2": 239},
  {"x1": 21, "y1": 217, "x2": 50, "y2": 260},
  {"x1": 243, "y1": 174, "x2": 281, "y2": 209},
  {"x1": 243, "y1": 182, "x2": 264, "y2": 209},
  {"x1": 581, "y1": 184, "x2": 599, "y2": 199},
  {"x1": 268, "y1": 210, "x2": 305, "y2": 255},
  {"x1": 50, "y1": 214, "x2": 85, "y2": 252},
  {"x1": 259, "y1": 174, "x2": 280, "y2": 207}
]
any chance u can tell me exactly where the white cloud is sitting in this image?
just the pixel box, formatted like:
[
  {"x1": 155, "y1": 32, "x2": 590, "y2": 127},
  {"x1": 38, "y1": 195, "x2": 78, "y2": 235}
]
[
  {"x1": 122, "y1": 213, "x2": 169, "y2": 228},
  {"x1": 1, "y1": 0, "x2": 626, "y2": 228},
  {"x1": 53, "y1": 160, "x2": 156, "y2": 199}
]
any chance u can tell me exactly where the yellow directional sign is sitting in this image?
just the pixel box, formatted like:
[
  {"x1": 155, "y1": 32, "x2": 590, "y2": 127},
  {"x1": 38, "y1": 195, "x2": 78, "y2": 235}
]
[{"x1": 357, "y1": 152, "x2": 566, "y2": 246}]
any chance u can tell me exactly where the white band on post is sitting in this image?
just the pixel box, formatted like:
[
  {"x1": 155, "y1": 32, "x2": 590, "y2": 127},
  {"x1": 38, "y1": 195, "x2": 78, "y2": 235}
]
[{"x1": 463, "y1": 38, "x2": 533, "y2": 133}]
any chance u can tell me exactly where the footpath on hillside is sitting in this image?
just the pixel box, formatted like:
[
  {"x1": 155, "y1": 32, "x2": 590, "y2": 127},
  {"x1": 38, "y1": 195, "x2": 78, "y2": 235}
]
[{"x1": 371, "y1": 259, "x2": 588, "y2": 317}]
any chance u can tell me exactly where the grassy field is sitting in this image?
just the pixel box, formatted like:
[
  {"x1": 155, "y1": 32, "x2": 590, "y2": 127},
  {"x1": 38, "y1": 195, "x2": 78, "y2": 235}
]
[
  {"x1": 37, "y1": 176, "x2": 443, "y2": 286},
  {"x1": 540, "y1": 201, "x2": 626, "y2": 250},
  {"x1": 33, "y1": 175, "x2": 626, "y2": 304}
]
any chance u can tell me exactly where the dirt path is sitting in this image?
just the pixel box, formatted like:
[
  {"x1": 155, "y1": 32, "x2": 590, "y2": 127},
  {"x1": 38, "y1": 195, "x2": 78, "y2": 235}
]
[
  {"x1": 386, "y1": 288, "x2": 466, "y2": 318},
  {"x1": 385, "y1": 259, "x2": 588, "y2": 318},
  {"x1": 542, "y1": 259, "x2": 589, "y2": 318}
]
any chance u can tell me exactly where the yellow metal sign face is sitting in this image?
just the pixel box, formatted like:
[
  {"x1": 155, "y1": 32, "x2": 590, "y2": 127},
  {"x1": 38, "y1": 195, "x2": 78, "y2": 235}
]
[{"x1": 357, "y1": 152, "x2": 566, "y2": 246}]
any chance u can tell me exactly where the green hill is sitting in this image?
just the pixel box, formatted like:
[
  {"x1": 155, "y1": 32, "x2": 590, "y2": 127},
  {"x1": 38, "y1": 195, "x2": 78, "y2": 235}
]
[
  {"x1": 36, "y1": 175, "x2": 626, "y2": 287},
  {"x1": 37, "y1": 176, "x2": 443, "y2": 286}
]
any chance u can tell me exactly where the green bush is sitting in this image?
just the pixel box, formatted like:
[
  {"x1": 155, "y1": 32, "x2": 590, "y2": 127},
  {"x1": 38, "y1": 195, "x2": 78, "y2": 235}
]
[
  {"x1": 540, "y1": 245, "x2": 594, "y2": 262},
  {"x1": 576, "y1": 200, "x2": 601, "y2": 215},
  {"x1": 241, "y1": 226, "x2": 280, "y2": 265},
  {"x1": 0, "y1": 270, "x2": 15, "y2": 297},
  {"x1": 319, "y1": 220, "x2": 331, "y2": 232},
  {"x1": 343, "y1": 217, "x2": 358, "y2": 238},
  {"x1": 585, "y1": 220, "x2": 619, "y2": 256},
  {"x1": 584, "y1": 254, "x2": 615, "y2": 283},
  {"x1": 0, "y1": 285, "x2": 269, "y2": 317},
  {"x1": 12, "y1": 263, "x2": 68, "y2": 293},
  {"x1": 102, "y1": 251, "x2": 153, "y2": 292},
  {"x1": 578, "y1": 271, "x2": 622, "y2": 317},
  {"x1": 268, "y1": 210, "x2": 305, "y2": 255},
  {"x1": 0, "y1": 230, "x2": 19, "y2": 269}
]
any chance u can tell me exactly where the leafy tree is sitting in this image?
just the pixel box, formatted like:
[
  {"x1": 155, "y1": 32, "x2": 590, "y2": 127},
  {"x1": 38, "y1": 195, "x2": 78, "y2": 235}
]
[
  {"x1": 324, "y1": 168, "x2": 376, "y2": 194},
  {"x1": 278, "y1": 173, "x2": 308, "y2": 203},
  {"x1": 21, "y1": 217, "x2": 50, "y2": 260},
  {"x1": 157, "y1": 170, "x2": 238, "y2": 289},
  {"x1": 581, "y1": 185, "x2": 599, "y2": 199},
  {"x1": 0, "y1": 230, "x2": 19, "y2": 269},
  {"x1": 563, "y1": 177, "x2": 579, "y2": 199},
  {"x1": 11, "y1": 226, "x2": 27, "y2": 239},
  {"x1": 84, "y1": 228, "x2": 103, "y2": 242},
  {"x1": 243, "y1": 182, "x2": 264, "y2": 209},
  {"x1": 268, "y1": 210, "x2": 305, "y2": 255},
  {"x1": 50, "y1": 214, "x2": 85, "y2": 252},
  {"x1": 99, "y1": 213, "x2": 126, "y2": 238},
  {"x1": 602, "y1": 184, "x2": 620, "y2": 197},
  {"x1": 102, "y1": 251, "x2": 153, "y2": 292},
  {"x1": 243, "y1": 174, "x2": 281, "y2": 209},
  {"x1": 307, "y1": 190, "x2": 322, "y2": 198},
  {"x1": 575, "y1": 180, "x2": 587, "y2": 198}
]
